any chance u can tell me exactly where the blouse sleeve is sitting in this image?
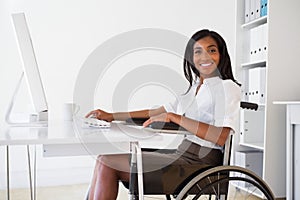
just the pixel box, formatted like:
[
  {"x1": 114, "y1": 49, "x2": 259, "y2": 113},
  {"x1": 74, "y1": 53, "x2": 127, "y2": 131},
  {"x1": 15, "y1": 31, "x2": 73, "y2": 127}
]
[
  {"x1": 163, "y1": 97, "x2": 179, "y2": 113},
  {"x1": 214, "y1": 80, "x2": 241, "y2": 134}
]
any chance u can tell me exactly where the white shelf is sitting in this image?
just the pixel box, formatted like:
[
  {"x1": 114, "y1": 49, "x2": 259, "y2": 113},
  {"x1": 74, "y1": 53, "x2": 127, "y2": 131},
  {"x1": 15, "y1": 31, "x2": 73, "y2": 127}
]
[
  {"x1": 239, "y1": 142, "x2": 264, "y2": 151},
  {"x1": 241, "y1": 60, "x2": 266, "y2": 68},
  {"x1": 242, "y1": 16, "x2": 267, "y2": 29},
  {"x1": 273, "y1": 101, "x2": 300, "y2": 105},
  {"x1": 235, "y1": 0, "x2": 300, "y2": 198},
  {"x1": 257, "y1": 103, "x2": 266, "y2": 107},
  {"x1": 235, "y1": 1, "x2": 267, "y2": 187}
]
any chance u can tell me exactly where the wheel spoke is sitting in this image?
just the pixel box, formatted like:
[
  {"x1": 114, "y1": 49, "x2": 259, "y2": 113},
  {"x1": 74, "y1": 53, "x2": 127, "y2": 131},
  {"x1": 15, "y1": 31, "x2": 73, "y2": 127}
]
[{"x1": 176, "y1": 166, "x2": 274, "y2": 200}]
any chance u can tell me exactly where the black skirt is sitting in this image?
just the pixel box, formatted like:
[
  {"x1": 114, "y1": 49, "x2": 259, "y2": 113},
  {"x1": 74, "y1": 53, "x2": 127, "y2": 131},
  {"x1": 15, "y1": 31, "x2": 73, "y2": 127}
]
[{"x1": 125, "y1": 139, "x2": 223, "y2": 194}]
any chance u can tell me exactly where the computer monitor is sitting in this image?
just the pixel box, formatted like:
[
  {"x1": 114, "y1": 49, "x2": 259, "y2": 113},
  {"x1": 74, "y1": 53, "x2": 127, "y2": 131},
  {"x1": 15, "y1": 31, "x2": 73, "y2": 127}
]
[{"x1": 5, "y1": 13, "x2": 48, "y2": 126}]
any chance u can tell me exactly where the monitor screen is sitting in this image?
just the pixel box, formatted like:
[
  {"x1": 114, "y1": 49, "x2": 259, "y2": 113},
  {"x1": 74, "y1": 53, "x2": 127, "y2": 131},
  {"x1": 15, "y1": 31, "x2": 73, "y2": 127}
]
[{"x1": 11, "y1": 13, "x2": 48, "y2": 115}]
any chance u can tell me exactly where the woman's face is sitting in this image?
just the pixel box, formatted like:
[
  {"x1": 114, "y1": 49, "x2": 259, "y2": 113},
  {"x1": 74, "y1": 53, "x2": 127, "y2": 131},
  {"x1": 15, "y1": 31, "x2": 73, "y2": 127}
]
[{"x1": 193, "y1": 36, "x2": 220, "y2": 79}]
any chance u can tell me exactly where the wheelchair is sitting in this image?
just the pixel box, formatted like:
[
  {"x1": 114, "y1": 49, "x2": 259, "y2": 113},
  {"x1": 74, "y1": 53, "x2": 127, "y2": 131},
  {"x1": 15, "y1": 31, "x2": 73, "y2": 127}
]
[
  {"x1": 86, "y1": 102, "x2": 275, "y2": 200},
  {"x1": 127, "y1": 102, "x2": 274, "y2": 200}
]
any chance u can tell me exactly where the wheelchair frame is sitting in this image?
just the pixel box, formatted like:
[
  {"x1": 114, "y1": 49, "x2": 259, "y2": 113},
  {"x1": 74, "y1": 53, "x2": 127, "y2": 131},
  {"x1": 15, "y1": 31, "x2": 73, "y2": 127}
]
[{"x1": 128, "y1": 102, "x2": 275, "y2": 200}]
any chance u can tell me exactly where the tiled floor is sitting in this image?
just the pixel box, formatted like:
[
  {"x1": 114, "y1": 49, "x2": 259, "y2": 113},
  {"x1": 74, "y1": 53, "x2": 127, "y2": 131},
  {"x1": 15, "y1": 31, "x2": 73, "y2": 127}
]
[
  {"x1": 0, "y1": 183, "x2": 167, "y2": 200},
  {"x1": 0, "y1": 182, "x2": 267, "y2": 200}
]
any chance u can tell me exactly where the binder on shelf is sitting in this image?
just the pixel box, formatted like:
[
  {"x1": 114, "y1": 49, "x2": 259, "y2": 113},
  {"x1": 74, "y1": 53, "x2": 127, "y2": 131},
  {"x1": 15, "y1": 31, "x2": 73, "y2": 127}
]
[
  {"x1": 240, "y1": 108, "x2": 265, "y2": 146},
  {"x1": 249, "y1": 26, "x2": 259, "y2": 62},
  {"x1": 240, "y1": 110, "x2": 246, "y2": 143},
  {"x1": 249, "y1": 24, "x2": 267, "y2": 62},
  {"x1": 250, "y1": 0, "x2": 256, "y2": 21},
  {"x1": 261, "y1": 23, "x2": 268, "y2": 60},
  {"x1": 256, "y1": 25, "x2": 264, "y2": 61},
  {"x1": 242, "y1": 86, "x2": 249, "y2": 102},
  {"x1": 260, "y1": 0, "x2": 268, "y2": 16},
  {"x1": 248, "y1": 67, "x2": 266, "y2": 104},
  {"x1": 255, "y1": 0, "x2": 261, "y2": 19},
  {"x1": 244, "y1": 0, "x2": 251, "y2": 23},
  {"x1": 260, "y1": 0, "x2": 265, "y2": 17},
  {"x1": 265, "y1": 0, "x2": 268, "y2": 16}
]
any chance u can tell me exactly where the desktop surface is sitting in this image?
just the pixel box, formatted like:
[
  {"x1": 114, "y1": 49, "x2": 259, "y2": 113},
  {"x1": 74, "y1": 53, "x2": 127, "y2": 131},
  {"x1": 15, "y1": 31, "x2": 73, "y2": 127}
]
[{"x1": 0, "y1": 120, "x2": 185, "y2": 154}]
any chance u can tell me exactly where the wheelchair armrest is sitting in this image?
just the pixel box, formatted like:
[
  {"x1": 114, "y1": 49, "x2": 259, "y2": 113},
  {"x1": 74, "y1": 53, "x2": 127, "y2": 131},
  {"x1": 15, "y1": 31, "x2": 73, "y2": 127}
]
[{"x1": 240, "y1": 101, "x2": 258, "y2": 111}]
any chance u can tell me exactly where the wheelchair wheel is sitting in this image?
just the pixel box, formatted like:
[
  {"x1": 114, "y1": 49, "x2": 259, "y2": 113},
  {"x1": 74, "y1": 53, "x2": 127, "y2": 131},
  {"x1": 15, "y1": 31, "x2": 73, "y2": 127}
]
[{"x1": 175, "y1": 165, "x2": 275, "y2": 200}]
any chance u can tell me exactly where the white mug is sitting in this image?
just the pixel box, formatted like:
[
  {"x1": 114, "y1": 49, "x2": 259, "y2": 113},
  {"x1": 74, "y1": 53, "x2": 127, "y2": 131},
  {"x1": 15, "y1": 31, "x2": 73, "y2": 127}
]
[{"x1": 62, "y1": 103, "x2": 80, "y2": 121}]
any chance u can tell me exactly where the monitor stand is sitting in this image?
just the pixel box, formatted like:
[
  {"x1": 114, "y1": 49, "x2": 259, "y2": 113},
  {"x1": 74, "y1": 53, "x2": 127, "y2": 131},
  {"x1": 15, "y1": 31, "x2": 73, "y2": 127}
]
[{"x1": 5, "y1": 72, "x2": 48, "y2": 127}]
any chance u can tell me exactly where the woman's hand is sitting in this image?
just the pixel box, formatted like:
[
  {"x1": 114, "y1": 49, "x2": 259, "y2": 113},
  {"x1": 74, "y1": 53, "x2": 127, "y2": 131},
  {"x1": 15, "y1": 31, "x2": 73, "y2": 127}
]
[
  {"x1": 85, "y1": 109, "x2": 113, "y2": 122},
  {"x1": 143, "y1": 113, "x2": 172, "y2": 127}
]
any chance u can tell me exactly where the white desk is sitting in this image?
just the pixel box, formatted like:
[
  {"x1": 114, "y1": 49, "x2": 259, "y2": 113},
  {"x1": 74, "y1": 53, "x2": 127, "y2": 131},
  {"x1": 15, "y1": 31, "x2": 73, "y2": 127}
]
[
  {"x1": 0, "y1": 120, "x2": 183, "y2": 149},
  {"x1": 0, "y1": 119, "x2": 185, "y2": 200},
  {"x1": 274, "y1": 101, "x2": 300, "y2": 200}
]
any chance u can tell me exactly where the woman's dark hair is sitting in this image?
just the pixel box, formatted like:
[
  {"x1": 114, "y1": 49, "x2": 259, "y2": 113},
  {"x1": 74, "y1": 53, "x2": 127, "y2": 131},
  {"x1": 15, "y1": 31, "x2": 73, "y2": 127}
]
[{"x1": 183, "y1": 29, "x2": 240, "y2": 92}]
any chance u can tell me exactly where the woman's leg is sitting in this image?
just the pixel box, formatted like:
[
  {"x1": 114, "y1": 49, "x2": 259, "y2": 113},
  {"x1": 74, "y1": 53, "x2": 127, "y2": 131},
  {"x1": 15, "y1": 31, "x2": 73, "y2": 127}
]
[{"x1": 89, "y1": 155, "x2": 130, "y2": 200}]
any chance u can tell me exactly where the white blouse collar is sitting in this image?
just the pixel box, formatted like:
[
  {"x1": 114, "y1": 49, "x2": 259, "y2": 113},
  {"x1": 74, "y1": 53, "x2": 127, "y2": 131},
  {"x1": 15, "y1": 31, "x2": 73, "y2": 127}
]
[{"x1": 194, "y1": 76, "x2": 222, "y2": 85}]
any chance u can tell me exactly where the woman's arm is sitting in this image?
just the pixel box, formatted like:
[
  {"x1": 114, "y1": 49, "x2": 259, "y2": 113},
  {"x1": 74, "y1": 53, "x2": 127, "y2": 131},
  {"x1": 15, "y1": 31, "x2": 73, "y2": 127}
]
[
  {"x1": 143, "y1": 112, "x2": 230, "y2": 146},
  {"x1": 85, "y1": 106, "x2": 166, "y2": 122}
]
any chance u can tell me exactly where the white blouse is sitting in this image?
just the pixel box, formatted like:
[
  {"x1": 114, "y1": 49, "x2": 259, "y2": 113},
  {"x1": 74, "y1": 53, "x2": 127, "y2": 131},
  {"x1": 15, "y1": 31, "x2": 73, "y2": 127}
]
[{"x1": 164, "y1": 76, "x2": 241, "y2": 149}]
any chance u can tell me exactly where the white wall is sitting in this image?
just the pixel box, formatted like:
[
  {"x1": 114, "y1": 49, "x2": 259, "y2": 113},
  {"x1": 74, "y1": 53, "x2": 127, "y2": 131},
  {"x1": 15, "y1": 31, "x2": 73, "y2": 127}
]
[{"x1": 0, "y1": 0, "x2": 236, "y2": 189}]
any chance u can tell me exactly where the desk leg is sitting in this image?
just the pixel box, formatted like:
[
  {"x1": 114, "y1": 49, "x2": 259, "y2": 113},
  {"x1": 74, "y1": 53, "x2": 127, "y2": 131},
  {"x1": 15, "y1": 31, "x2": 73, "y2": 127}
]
[
  {"x1": 4, "y1": 145, "x2": 36, "y2": 200},
  {"x1": 34, "y1": 146, "x2": 36, "y2": 200},
  {"x1": 6, "y1": 146, "x2": 10, "y2": 200},
  {"x1": 27, "y1": 145, "x2": 37, "y2": 200}
]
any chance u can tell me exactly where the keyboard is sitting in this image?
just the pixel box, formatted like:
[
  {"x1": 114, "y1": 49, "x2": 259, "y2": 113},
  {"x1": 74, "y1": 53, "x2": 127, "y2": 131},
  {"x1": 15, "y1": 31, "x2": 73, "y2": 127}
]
[
  {"x1": 148, "y1": 121, "x2": 187, "y2": 131},
  {"x1": 79, "y1": 117, "x2": 111, "y2": 128},
  {"x1": 125, "y1": 118, "x2": 187, "y2": 131},
  {"x1": 125, "y1": 118, "x2": 149, "y2": 126}
]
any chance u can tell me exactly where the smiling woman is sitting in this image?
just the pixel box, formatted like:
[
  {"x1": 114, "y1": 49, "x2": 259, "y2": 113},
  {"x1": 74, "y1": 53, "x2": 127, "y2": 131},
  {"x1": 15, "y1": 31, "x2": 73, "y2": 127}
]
[
  {"x1": 85, "y1": 29, "x2": 241, "y2": 200},
  {"x1": 183, "y1": 30, "x2": 240, "y2": 94}
]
